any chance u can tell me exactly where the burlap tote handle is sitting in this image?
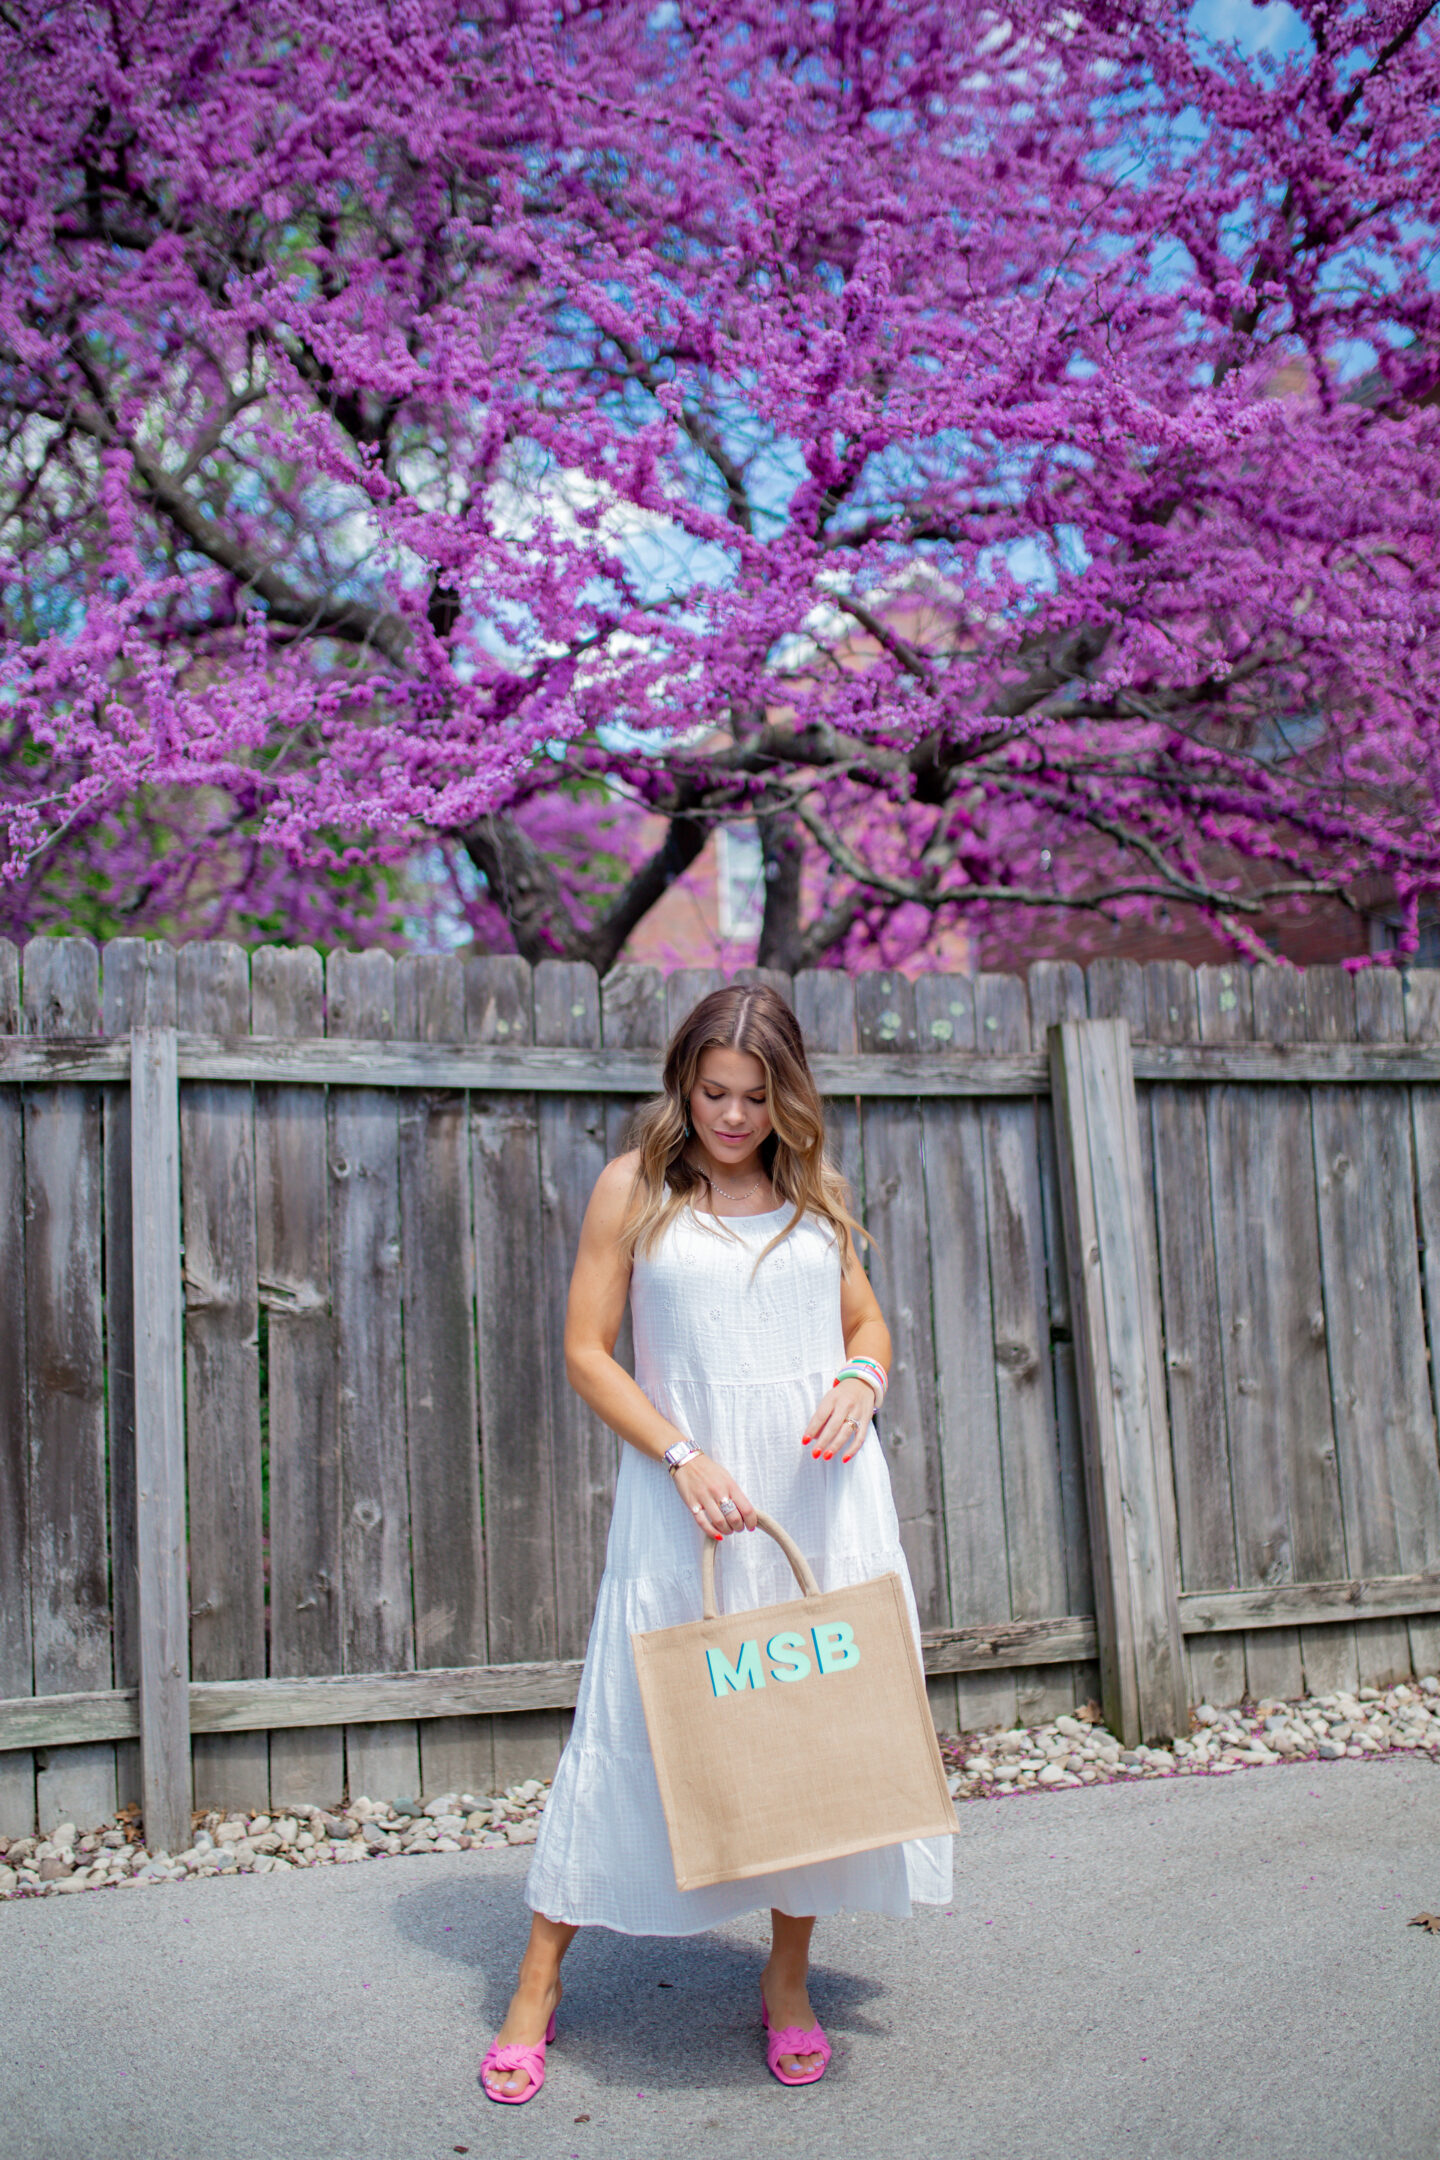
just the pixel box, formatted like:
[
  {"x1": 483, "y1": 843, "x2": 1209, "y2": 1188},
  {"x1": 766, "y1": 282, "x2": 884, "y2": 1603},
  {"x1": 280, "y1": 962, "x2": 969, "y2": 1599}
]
[{"x1": 700, "y1": 1510, "x2": 820, "y2": 1619}]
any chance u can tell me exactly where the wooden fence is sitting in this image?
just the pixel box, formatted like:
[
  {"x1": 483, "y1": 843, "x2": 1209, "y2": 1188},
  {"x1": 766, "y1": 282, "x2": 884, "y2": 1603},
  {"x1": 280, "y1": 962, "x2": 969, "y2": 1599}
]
[{"x1": 4, "y1": 939, "x2": 1440, "y2": 1850}]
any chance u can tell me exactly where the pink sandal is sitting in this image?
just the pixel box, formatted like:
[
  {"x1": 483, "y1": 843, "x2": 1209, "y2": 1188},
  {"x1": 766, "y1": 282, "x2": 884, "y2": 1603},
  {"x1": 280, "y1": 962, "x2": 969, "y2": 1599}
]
[
  {"x1": 479, "y1": 2010, "x2": 557, "y2": 2105},
  {"x1": 761, "y1": 1992, "x2": 832, "y2": 2087}
]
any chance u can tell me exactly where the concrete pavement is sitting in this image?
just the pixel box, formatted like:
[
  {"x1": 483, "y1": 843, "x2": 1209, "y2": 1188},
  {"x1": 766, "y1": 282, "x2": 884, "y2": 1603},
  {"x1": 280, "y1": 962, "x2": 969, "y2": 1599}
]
[{"x1": 4, "y1": 1754, "x2": 1440, "y2": 2160}]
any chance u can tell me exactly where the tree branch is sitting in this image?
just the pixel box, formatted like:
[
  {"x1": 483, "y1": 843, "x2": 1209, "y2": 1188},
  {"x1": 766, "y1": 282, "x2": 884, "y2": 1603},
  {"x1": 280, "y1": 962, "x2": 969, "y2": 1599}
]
[
  {"x1": 577, "y1": 806, "x2": 710, "y2": 972},
  {"x1": 42, "y1": 347, "x2": 414, "y2": 663},
  {"x1": 790, "y1": 793, "x2": 1346, "y2": 925},
  {"x1": 464, "y1": 802, "x2": 711, "y2": 971}
]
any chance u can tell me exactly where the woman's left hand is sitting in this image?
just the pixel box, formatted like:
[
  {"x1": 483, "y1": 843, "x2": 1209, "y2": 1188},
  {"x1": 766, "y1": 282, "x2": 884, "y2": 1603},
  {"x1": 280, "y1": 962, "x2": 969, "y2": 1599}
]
[{"x1": 801, "y1": 1376, "x2": 875, "y2": 1464}]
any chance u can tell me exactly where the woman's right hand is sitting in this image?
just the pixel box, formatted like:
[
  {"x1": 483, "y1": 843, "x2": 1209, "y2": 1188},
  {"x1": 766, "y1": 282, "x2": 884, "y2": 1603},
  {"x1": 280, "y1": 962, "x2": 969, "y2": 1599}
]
[{"x1": 671, "y1": 1453, "x2": 758, "y2": 1539}]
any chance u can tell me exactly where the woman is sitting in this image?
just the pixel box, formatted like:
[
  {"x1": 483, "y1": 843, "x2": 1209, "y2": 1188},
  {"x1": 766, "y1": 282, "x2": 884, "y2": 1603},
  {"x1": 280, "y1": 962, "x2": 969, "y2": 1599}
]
[{"x1": 481, "y1": 984, "x2": 952, "y2": 2103}]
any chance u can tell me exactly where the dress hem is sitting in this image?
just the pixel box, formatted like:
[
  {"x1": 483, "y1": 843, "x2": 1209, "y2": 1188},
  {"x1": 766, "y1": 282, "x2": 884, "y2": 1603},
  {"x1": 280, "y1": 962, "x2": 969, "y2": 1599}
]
[{"x1": 524, "y1": 1891, "x2": 923, "y2": 1936}]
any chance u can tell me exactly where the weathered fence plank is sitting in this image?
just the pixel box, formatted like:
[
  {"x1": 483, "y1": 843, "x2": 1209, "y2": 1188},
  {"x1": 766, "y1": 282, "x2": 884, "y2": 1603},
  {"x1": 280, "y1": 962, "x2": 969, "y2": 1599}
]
[
  {"x1": 1303, "y1": 971, "x2": 1382, "y2": 1693},
  {"x1": 0, "y1": 942, "x2": 30, "y2": 1836},
  {"x1": 1198, "y1": 968, "x2": 1293, "y2": 1703},
  {"x1": 1404, "y1": 971, "x2": 1440, "y2": 1682},
  {"x1": 102, "y1": 940, "x2": 178, "y2": 1816},
  {"x1": 469, "y1": 954, "x2": 561, "y2": 1789},
  {"x1": 1027, "y1": 959, "x2": 1097, "y2": 1712},
  {"x1": 253, "y1": 944, "x2": 342, "y2": 1809},
  {"x1": 1143, "y1": 959, "x2": 1245, "y2": 1712},
  {"x1": 0, "y1": 1664, "x2": 580, "y2": 1749},
  {"x1": 1237, "y1": 968, "x2": 1330, "y2": 1700},
  {"x1": 1050, "y1": 1018, "x2": 1188, "y2": 1745},
  {"x1": 600, "y1": 963, "x2": 665, "y2": 1175},
  {"x1": 395, "y1": 953, "x2": 488, "y2": 1801},
  {"x1": 600, "y1": 963, "x2": 667, "y2": 1395},
  {"x1": 535, "y1": 963, "x2": 614, "y2": 1668},
  {"x1": 1194, "y1": 961, "x2": 1260, "y2": 1474},
  {"x1": 665, "y1": 967, "x2": 726, "y2": 1039},
  {"x1": 24, "y1": 940, "x2": 116, "y2": 1830},
  {"x1": 734, "y1": 964, "x2": 794, "y2": 1006},
  {"x1": 793, "y1": 971, "x2": 864, "y2": 1207},
  {"x1": 1087, "y1": 959, "x2": 1147, "y2": 1038},
  {"x1": 854, "y1": 973, "x2": 947, "y2": 1634},
  {"x1": 13, "y1": 1030, "x2": 1440, "y2": 1091},
  {"x1": 1298, "y1": 970, "x2": 1372, "y2": 1701},
  {"x1": 131, "y1": 1026, "x2": 191, "y2": 1854},
  {"x1": 0, "y1": 1600, "x2": 1107, "y2": 1751},
  {"x1": 326, "y1": 950, "x2": 418, "y2": 1805},
  {"x1": 0, "y1": 1692, "x2": 137, "y2": 1750},
  {"x1": 920, "y1": 1614, "x2": 1097, "y2": 1675},
  {"x1": 916, "y1": 971, "x2": 1007, "y2": 1737},
  {"x1": 1314, "y1": 967, "x2": 1440, "y2": 1688},
  {"x1": 179, "y1": 943, "x2": 268, "y2": 1814},
  {"x1": 1180, "y1": 1567, "x2": 1440, "y2": 1632},
  {"x1": 978, "y1": 972, "x2": 1073, "y2": 1728}
]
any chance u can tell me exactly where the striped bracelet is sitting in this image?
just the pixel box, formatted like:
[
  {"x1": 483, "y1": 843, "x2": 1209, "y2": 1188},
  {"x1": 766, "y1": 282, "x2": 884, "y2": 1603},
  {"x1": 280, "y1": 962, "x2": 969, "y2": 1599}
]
[{"x1": 835, "y1": 1356, "x2": 888, "y2": 1409}]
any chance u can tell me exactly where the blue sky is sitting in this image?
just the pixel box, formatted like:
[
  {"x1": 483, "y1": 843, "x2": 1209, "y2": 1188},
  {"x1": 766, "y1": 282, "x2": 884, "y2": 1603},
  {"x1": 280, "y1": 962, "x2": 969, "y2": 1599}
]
[{"x1": 1188, "y1": 1, "x2": 1312, "y2": 57}]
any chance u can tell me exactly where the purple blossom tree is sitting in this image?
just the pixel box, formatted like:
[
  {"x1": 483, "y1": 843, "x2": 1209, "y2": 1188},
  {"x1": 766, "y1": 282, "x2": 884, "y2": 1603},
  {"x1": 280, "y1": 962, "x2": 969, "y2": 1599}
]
[{"x1": 2, "y1": 0, "x2": 1438, "y2": 967}]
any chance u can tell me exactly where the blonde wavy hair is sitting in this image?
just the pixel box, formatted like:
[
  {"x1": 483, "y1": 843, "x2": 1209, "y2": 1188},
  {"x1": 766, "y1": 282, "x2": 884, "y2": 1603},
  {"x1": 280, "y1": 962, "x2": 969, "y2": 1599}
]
[{"x1": 621, "y1": 983, "x2": 862, "y2": 1268}]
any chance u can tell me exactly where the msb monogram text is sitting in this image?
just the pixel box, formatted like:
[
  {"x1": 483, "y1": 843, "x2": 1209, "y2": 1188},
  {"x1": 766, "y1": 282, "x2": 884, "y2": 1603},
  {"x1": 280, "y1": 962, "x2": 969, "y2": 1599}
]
[{"x1": 705, "y1": 1623, "x2": 860, "y2": 1697}]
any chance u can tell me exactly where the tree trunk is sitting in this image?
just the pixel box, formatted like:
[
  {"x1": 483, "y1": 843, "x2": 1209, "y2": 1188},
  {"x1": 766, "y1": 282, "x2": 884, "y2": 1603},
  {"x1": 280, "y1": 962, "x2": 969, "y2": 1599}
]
[{"x1": 756, "y1": 813, "x2": 806, "y2": 973}]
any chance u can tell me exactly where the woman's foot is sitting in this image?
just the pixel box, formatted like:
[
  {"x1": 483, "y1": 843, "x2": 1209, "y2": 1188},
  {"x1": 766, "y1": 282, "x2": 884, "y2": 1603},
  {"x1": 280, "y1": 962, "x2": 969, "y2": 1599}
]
[
  {"x1": 759, "y1": 1961, "x2": 826, "y2": 2080},
  {"x1": 482, "y1": 1975, "x2": 563, "y2": 2101}
]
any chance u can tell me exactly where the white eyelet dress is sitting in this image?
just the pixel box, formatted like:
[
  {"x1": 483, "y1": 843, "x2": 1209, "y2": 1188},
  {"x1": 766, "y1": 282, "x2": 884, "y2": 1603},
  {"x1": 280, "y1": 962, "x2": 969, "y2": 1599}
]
[{"x1": 524, "y1": 1202, "x2": 954, "y2": 1935}]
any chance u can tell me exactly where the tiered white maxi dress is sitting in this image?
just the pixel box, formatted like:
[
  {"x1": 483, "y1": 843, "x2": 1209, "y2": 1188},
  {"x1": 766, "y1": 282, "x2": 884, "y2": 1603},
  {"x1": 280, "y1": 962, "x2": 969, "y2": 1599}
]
[{"x1": 525, "y1": 1201, "x2": 953, "y2": 1936}]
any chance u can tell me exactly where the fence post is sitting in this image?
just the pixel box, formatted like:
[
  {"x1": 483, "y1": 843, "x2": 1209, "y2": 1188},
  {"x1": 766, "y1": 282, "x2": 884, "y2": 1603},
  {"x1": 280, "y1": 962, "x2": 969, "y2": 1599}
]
[
  {"x1": 1048, "y1": 1019, "x2": 1188, "y2": 1744},
  {"x1": 131, "y1": 1026, "x2": 191, "y2": 1852}
]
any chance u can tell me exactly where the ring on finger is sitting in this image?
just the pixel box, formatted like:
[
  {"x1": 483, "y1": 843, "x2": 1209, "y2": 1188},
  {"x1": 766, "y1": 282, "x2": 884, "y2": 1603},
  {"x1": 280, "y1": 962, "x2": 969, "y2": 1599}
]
[
  {"x1": 719, "y1": 1497, "x2": 739, "y2": 1517},
  {"x1": 691, "y1": 1502, "x2": 705, "y2": 1517}
]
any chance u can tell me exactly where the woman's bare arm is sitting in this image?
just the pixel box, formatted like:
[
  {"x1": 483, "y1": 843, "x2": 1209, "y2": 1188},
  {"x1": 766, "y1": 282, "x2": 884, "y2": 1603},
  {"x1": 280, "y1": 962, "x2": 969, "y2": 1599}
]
[
  {"x1": 563, "y1": 1153, "x2": 758, "y2": 1535},
  {"x1": 801, "y1": 1240, "x2": 893, "y2": 1463},
  {"x1": 563, "y1": 1154, "x2": 684, "y2": 1458}
]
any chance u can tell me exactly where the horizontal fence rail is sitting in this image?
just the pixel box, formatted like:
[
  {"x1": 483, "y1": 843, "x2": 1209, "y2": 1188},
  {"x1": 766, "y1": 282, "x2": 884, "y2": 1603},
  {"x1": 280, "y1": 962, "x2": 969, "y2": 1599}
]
[
  {"x1": 6, "y1": 1035, "x2": 1440, "y2": 1091},
  {"x1": 0, "y1": 1616, "x2": 1108, "y2": 1752},
  {"x1": 15, "y1": 1559, "x2": 1440, "y2": 1753},
  {"x1": 4, "y1": 938, "x2": 1440, "y2": 1841}
]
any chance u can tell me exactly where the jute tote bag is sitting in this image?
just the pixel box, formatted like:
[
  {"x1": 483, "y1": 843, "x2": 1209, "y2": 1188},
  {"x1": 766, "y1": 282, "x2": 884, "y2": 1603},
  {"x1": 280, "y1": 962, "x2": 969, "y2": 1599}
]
[{"x1": 631, "y1": 1512, "x2": 957, "y2": 1891}]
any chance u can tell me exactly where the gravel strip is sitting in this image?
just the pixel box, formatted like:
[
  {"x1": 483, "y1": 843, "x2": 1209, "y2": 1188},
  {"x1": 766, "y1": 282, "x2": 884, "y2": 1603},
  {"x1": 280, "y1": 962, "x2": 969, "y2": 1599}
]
[
  {"x1": 0, "y1": 1779, "x2": 548, "y2": 1900},
  {"x1": 938, "y1": 1674, "x2": 1440, "y2": 1798},
  {"x1": 4, "y1": 1676, "x2": 1437, "y2": 1901}
]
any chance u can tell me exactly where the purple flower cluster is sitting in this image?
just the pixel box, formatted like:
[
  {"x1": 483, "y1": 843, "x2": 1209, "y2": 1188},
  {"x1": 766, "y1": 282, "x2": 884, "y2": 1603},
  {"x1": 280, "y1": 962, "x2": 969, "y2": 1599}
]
[{"x1": 1, "y1": 1, "x2": 1437, "y2": 964}]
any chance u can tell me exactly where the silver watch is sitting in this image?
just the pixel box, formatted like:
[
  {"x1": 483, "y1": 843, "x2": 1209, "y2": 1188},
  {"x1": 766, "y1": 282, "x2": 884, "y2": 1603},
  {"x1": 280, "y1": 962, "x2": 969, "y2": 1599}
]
[{"x1": 663, "y1": 1440, "x2": 702, "y2": 1475}]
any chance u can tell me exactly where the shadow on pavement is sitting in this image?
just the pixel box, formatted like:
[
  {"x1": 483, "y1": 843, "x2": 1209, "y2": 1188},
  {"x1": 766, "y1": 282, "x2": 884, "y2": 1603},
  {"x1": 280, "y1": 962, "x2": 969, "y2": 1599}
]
[{"x1": 390, "y1": 1869, "x2": 890, "y2": 2093}]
